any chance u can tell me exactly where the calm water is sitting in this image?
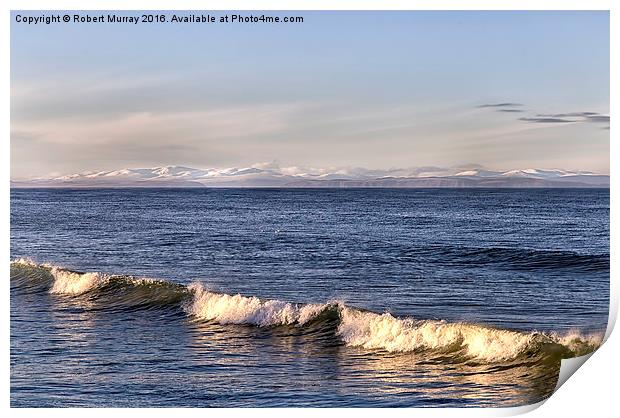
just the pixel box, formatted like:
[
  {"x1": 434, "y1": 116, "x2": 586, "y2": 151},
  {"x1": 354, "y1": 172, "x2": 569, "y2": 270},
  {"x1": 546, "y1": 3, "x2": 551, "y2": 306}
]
[{"x1": 10, "y1": 188, "x2": 609, "y2": 407}]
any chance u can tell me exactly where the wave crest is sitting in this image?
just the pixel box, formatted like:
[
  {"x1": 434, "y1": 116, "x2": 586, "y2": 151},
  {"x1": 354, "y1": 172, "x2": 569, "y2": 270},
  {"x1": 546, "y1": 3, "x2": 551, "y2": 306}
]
[
  {"x1": 339, "y1": 308, "x2": 538, "y2": 361},
  {"x1": 186, "y1": 283, "x2": 330, "y2": 326},
  {"x1": 49, "y1": 267, "x2": 107, "y2": 295},
  {"x1": 11, "y1": 259, "x2": 603, "y2": 363}
]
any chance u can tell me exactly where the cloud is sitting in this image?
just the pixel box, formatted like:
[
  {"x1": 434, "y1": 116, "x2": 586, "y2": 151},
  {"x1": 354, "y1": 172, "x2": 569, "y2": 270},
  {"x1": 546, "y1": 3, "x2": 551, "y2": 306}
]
[
  {"x1": 10, "y1": 130, "x2": 42, "y2": 142},
  {"x1": 537, "y1": 112, "x2": 599, "y2": 118},
  {"x1": 520, "y1": 112, "x2": 610, "y2": 125},
  {"x1": 11, "y1": 104, "x2": 309, "y2": 150},
  {"x1": 519, "y1": 117, "x2": 574, "y2": 123},
  {"x1": 477, "y1": 103, "x2": 609, "y2": 127},
  {"x1": 477, "y1": 103, "x2": 523, "y2": 108},
  {"x1": 585, "y1": 115, "x2": 610, "y2": 123}
]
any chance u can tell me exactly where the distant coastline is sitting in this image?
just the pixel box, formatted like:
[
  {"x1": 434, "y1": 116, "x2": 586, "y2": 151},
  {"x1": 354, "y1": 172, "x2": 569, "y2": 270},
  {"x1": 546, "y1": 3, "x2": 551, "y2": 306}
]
[
  {"x1": 9, "y1": 179, "x2": 610, "y2": 189},
  {"x1": 11, "y1": 164, "x2": 610, "y2": 188}
]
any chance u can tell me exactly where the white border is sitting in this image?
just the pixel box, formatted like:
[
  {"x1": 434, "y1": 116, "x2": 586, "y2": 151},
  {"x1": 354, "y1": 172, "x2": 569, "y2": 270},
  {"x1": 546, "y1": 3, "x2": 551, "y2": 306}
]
[{"x1": 2, "y1": 1, "x2": 616, "y2": 417}]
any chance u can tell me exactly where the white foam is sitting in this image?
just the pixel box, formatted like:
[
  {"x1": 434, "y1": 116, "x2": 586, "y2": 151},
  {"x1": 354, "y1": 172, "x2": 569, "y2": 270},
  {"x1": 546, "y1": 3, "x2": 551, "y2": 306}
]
[
  {"x1": 49, "y1": 267, "x2": 107, "y2": 295},
  {"x1": 338, "y1": 307, "x2": 553, "y2": 361},
  {"x1": 185, "y1": 283, "x2": 327, "y2": 326},
  {"x1": 11, "y1": 258, "x2": 62, "y2": 270},
  {"x1": 11, "y1": 257, "x2": 41, "y2": 267},
  {"x1": 554, "y1": 331, "x2": 603, "y2": 356}
]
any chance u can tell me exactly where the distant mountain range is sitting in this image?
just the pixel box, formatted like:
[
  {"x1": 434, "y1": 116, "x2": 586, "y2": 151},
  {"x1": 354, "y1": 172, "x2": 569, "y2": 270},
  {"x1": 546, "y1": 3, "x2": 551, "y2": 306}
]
[{"x1": 11, "y1": 164, "x2": 609, "y2": 188}]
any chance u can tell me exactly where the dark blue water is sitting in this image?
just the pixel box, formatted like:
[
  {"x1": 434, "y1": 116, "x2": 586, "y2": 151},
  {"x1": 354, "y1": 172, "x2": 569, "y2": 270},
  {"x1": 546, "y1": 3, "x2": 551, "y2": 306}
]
[{"x1": 10, "y1": 188, "x2": 609, "y2": 407}]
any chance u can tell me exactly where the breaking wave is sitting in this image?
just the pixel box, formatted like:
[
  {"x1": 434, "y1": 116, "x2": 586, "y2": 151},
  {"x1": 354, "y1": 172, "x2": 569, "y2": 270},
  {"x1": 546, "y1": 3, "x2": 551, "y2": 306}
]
[
  {"x1": 186, "y1": 282, "x2": 330, "y2": 327},
  {"x1": 10, "y1": 259, "x2": 603, "y2": 363},
  {"x1": 337, "y1": 308, "x2": 599, "y2": 361}
]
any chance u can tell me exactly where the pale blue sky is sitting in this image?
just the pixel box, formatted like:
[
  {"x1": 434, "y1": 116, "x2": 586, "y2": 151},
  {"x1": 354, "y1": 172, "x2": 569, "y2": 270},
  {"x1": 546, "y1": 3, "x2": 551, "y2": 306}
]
[{"x1": 11, "y1": 11, "x2": 609, "y2": 178}]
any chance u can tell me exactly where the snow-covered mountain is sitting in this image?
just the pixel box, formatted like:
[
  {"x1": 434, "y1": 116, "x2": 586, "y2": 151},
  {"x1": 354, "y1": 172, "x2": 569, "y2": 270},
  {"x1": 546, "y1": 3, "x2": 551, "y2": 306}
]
[
  {"x1": 501, "y1": 168, "x2": 594, "y2": 179},
  {"x1": 11, "y1": 164, "x2": 609, "y2": 188},
  {"x1": 453, "y1": 169, "x2": 503, "y2": 177}
]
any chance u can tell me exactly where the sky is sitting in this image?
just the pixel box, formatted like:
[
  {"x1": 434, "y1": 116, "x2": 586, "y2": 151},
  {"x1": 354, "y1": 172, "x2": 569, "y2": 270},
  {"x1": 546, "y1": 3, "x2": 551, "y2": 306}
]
[{"x1": 10, "y1": 11, "x2": 610, "y2": 178}]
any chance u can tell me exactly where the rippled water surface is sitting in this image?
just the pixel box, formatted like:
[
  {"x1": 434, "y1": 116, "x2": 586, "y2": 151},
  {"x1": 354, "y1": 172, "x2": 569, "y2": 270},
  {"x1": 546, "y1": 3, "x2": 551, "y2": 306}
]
[{"x1": 10, "y1": 188, "x2": 609, "y2": 407}]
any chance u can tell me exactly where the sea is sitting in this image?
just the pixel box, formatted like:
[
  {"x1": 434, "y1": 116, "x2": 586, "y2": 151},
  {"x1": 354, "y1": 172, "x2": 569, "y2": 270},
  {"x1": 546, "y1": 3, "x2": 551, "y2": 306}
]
[{"x1": 10, "y1": 188, "x2": 610, "y2": 407}]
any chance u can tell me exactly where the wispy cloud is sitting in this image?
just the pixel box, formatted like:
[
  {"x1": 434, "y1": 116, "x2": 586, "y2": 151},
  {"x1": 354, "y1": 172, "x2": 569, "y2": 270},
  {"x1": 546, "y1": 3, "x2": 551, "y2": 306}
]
[
  {"x1": 478, "y1": 102, "x2": 609, "y2": 127},
  {"x1": 584, "y1": 115, "x2": 610, "y2": 123},
  {"x1": 477, "y1": 102, "x2": 525, "y2": 114},
  {"x1": 11, "y1": 104, "x2": 311, "y2": 150},
  {"x1": 519, "y1": 112, "x2": 610, "y2": 125},
  {"x1": 537, "y1": 112, "x2": 598, "y2": 118},
  {"x1": 519, "y1": 117, "x2": 574, "y2": 123},
  {"x1": 477, "y1": 103, "x2": 523, "y2": 108}
]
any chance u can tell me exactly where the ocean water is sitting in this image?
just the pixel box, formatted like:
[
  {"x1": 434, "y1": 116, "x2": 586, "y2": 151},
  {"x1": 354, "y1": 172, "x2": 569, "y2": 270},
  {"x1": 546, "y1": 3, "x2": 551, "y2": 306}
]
[{"x1": 10, "y1": 188, "x2": 609, "y2": 407}]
